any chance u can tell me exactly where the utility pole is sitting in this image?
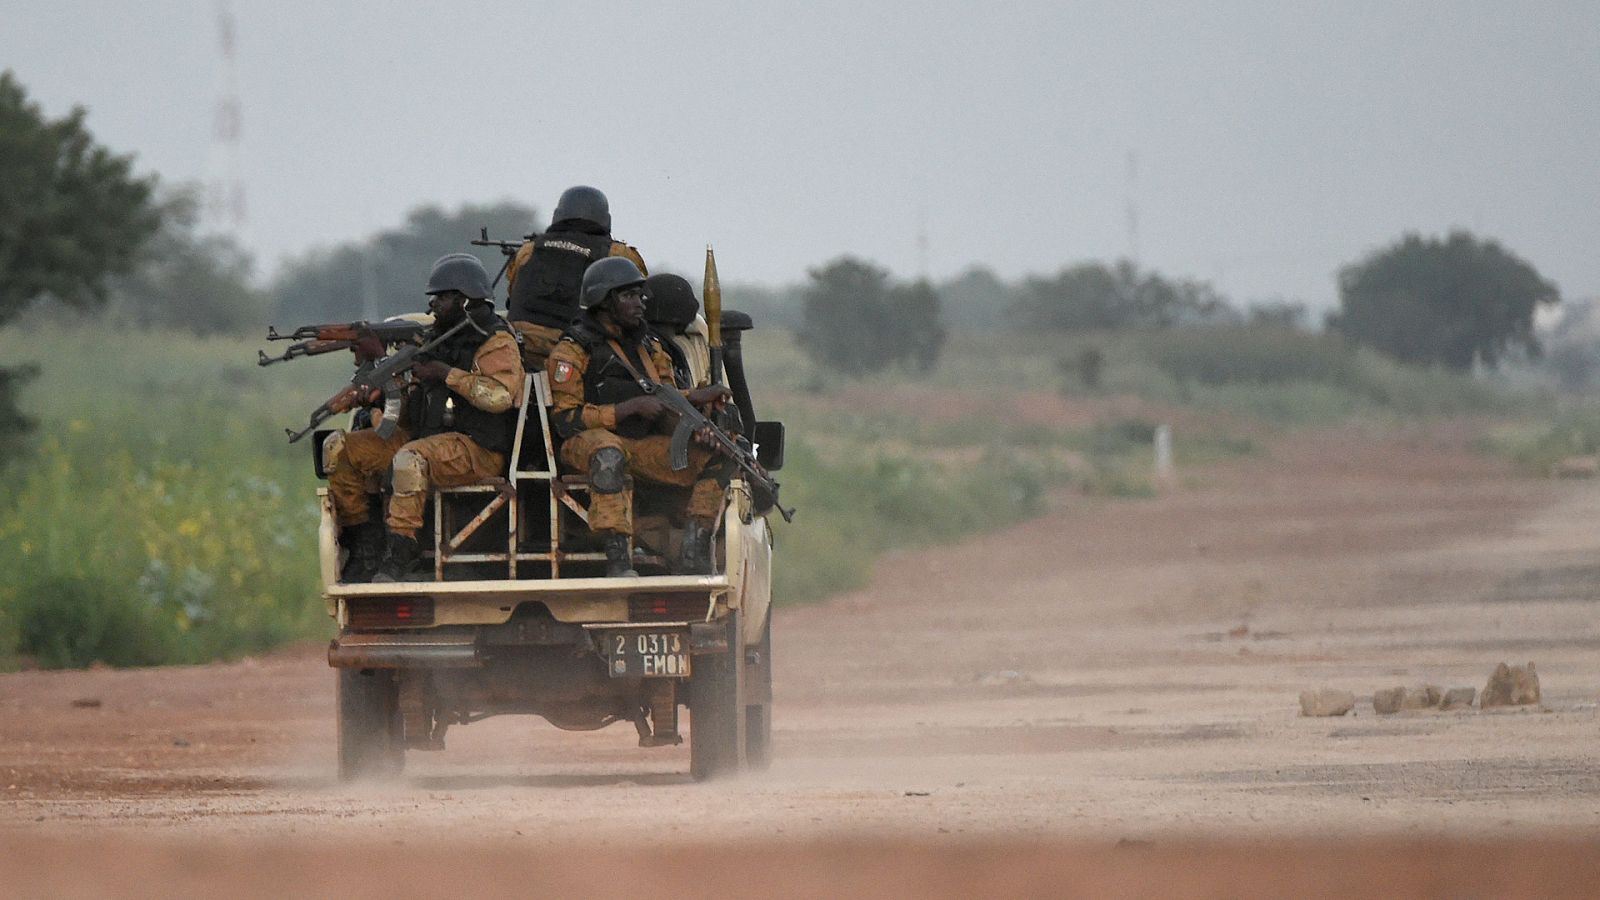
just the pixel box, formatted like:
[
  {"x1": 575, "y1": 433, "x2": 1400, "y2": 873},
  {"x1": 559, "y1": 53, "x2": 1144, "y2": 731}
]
[
  {"x1": 207, "y1": 1, "x2": 246, "y2": 233},
  {"x1": 1124, "y1": 148, "x2": 1141, "y2": 266},
  {"x1": 915, "y1": 205, "x2": 930, "y2": 283}
]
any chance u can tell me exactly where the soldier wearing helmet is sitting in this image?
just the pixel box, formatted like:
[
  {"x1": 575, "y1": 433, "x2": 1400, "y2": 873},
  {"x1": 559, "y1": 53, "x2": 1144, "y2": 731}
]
[
  {"x1": 643, "y1": 273, "x2": 712, "y2": 389},
  {"x1": 546, "y1": 257, "x2": 732, "y2": 577},
  {"x1": 505, "y1": 186, "x2": 648, "y2": 370},
  {"x1": 329, "y1": 253, "x2": 525, "y2": 582}
]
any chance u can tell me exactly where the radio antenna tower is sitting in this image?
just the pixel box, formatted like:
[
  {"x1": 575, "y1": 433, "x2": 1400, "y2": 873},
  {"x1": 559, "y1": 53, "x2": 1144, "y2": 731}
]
[
  {"x1": 1124, "y1": 148, "x2": 1140, "y2": 266},
  {"x1": 207, "y1": 1, "x2": 246, "y2": 232},
  {"x1": 915, "y1": 205, "x2": 930, "y2": 282}
]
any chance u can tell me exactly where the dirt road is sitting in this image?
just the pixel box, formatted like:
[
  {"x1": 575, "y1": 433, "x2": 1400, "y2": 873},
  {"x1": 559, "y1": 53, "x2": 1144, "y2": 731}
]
[{"x1": 4, "y1": 424, "x2": 1599, "y2": 896}]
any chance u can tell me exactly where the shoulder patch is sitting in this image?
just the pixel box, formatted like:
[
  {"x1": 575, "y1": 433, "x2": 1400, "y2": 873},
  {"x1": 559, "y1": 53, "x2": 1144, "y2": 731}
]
[{"x1": 552, "y1": 360, "x2": 576, "y2": 384}]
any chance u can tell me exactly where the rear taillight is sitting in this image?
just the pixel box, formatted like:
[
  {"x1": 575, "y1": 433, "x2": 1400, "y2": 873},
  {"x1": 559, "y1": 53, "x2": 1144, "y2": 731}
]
[{"x1": 347, "y1": 597, "x2": 435, "y2": 628}]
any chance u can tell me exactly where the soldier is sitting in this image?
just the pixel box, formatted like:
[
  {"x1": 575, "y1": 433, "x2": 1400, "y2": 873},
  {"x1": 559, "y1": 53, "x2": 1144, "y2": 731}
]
[
  {"x1": 329, "y1": 254, "x2": 525, "y2": 582},
  {"x1": 643, "y1": 273, "x2": 712, "y2": 389},
  {"x1": 505, "y1": 185, "x2": 648, "y2": 370},
  {"x1": 547, "y1": 258, "x2": 731, "y2": 577}
]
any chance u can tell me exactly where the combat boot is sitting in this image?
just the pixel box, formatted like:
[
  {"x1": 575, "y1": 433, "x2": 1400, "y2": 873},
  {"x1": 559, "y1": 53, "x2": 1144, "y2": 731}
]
[
  {"x1": 603, "y1": 533, "x2": 638, "y2": 578},
  {"x1": 679, "y1": 521, "x2": 714, "y2": 575},
  {"x1": 338, "y1": 521, "x2": 386, "y2": 583},
  {"x1": 371, "y1": 532, "x2": 422, "y2": 583}
]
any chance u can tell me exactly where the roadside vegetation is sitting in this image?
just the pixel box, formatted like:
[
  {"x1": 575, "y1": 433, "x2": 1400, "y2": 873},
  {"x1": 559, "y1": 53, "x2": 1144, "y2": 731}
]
[
  {"x1": 0, "y1": 64, "x2": 1568, "y2": 670},
  {"x1": 2, "y1": 296, "x2": 1555, "y2": 670}
]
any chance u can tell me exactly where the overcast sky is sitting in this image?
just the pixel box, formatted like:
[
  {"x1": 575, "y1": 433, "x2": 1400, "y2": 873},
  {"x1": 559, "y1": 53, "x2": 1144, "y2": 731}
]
[{"x1": 5, "y1": 1, "x2": 1597, "y2": 309}]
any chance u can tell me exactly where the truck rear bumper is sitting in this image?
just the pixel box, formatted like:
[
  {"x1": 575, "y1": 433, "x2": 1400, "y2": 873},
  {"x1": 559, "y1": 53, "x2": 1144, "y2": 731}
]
[{"x1": 328, "y1": 633, "x2": 482, "y2": 669}]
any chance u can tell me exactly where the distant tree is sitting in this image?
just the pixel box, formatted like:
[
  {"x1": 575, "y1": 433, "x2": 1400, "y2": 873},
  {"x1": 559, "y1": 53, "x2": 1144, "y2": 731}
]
[
  {"x1": 269, "y1": 201, "x2": 539, "y2": 323},
  {"x1": 888, "y1": 279, "x2": 946, "y2": 372},
  {"x1": 0, "y1": 70, "x2": 160, "y2": 463},
  {"x1": 937, "y1": 266, "x2": 1015, "y2": 329},
  {"x1": 1007, "y1": 260, "x2": 1231, "y2": 331},
  {"x1": 723, "y1": 281, "x2": 804, "y2": 329},
  {"x1": 1539, "y1": 298, "x2": 1600, "y2": 390},
  {"x1": 797, "y1": 256, "x2": 945, "y2": 375},
  {"x1": 1246, "y1": 300, "x2": 1309, "y2": 329},
  {"x1": 1328, "y1": 231, "x2": 1560, "y2": 370},
  {"x1": 105, "y1": 188, "x2": 267, "y2": 334},
  {"x1": 797, "y1": 257, "x2": 893, "y2": 376}
]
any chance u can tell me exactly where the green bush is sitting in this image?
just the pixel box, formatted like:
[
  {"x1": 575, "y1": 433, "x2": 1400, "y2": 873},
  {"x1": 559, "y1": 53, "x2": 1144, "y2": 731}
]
[
  {"x1": 1142, "y1": 325, "x2": 1359, "y2": 387},
  {"x1": 0, "y1": 323, "x2": 1065, "y2": 666},
  {"x1": 772, "y1": 443, "x2": 1047, "y2": 604},
  {"x1": 1480, "y1": 410, "x2": 1600, "y2": 475},
  {"x1": 0, "y1": 325, "x2": 329, "y2": 670},
  {"x1": 1136, "y1": 324, "x2": 1518, "y2": 423}
]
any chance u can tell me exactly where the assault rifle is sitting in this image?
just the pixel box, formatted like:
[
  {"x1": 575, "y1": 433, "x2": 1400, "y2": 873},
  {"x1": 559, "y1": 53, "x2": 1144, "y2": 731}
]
[
  {"x1": 471, "y1": 226, "x2": 533, "y2": 288},
  {"x1": 257, "y1": 318, "x2": 428, "y2": 367},
  {"x1": 284, "y1": 316, "x2": 476, "y2": 443},
  {"x1": 647, "y1": 381, "x2": 795, "y2": 523}
]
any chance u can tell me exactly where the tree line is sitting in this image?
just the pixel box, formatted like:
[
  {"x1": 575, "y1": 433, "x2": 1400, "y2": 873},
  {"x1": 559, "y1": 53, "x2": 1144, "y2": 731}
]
[{"x1": 0, "y1": 65, "x2": 1570, "y2": 453}]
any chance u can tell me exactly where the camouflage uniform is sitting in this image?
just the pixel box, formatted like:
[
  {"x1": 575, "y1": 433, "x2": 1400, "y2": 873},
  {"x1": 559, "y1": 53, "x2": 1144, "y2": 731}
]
[
  {"x1": 329, "y1": 326, "x2": 524, "y2": 539},
  {"x1": 546, "y1": 314, "x2": 727, "y2": 537}
]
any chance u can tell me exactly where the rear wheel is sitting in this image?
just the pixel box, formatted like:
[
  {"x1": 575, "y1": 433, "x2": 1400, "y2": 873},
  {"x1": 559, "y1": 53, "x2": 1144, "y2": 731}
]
[
  {"x1": 689, "y1": 610, "x2": 744, "y2": 780},
  {"x1": 337, "y1": 668, "x2": 404, "y2": 782},
  {"x1": 744, "y1": 614, "x2": 773, "y2": 771}
]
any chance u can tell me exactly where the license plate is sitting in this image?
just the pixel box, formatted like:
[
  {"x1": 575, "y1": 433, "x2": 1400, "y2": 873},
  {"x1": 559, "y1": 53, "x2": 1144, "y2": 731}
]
[{"x1": 601, "y1": 629, "x2": 691, "y2": 678}]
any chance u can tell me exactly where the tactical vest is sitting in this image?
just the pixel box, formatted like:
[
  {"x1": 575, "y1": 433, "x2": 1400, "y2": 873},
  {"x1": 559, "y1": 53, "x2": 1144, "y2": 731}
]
[
  {"x1": 410, "y1": 309, "x2": 518, "y2": 455},
  {"x1": 507, "y1": 228, "x2": 616, "y2": 329},
  {"x1": 566, "y1": 317, "x2": 662, "y2": 439}
]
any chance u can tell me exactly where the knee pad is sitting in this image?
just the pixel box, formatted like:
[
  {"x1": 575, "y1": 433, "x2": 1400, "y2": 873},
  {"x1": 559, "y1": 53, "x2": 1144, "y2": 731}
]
[
  {"x1": 589, "y1": 447, "x2": 627, "y2": 494},
  {"x1": 321, "y1": 431, "x2": 346, "y2": 476},
  {"x1": 390, "y1": 448, "x2": 429, "y2": 494}
]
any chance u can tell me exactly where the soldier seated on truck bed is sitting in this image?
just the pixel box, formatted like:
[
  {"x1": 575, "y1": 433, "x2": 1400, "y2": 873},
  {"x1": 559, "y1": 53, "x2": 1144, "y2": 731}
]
[
  {"x1": 644, "y1": 272, "x2": 712, "y2": 389},
  {"x1": 505, "y1": 185, "x2": 648, "y2": 371},
  {"x1": 546, "y1": 257, "x2": 732, "y2": 578},
  {"x1": 329, "y1": 254, "x2": 525, "y2": 582}
]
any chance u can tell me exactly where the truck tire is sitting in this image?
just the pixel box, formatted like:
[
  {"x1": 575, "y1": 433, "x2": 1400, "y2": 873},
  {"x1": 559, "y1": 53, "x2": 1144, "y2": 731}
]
[
  {"x1": 744, "y1": 615, "x2": 773, "y2": 771},
  {"x1": 689, "y1": 610, "x2": 744, "y2": 780},
  {"x1": 337, "y1": 668, "x2": 404, "y2": 782}
]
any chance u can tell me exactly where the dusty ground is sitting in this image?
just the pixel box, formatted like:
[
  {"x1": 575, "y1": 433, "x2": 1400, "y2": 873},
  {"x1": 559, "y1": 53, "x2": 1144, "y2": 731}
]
[{"x1": 4, "y1": 423, "x2": 1600, "y2": 896}]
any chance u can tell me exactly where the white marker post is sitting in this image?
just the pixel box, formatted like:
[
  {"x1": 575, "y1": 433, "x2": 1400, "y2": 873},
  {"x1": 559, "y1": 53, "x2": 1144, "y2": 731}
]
[{"x1": 1154, "y1": 423, "x2": 1175, "y2": 486}]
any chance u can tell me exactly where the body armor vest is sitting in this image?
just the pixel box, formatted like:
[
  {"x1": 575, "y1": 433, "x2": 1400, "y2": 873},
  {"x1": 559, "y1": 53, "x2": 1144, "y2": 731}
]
[
  {"x1": 409, "y1": 309, "x2": 518, "y2": 455},
  {"x1": 507, "y1": 228, "x2": 616, "y2": 329},
  {"x1": 567, "y1": 316, "x2": 661, "y2": 439}
]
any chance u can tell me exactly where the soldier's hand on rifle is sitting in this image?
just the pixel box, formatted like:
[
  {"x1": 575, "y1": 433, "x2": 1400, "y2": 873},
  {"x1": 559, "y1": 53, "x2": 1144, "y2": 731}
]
[
  {"x1": 686, "y1": 384, "x2": 731, "y2": 410},
  {"x1": 615, "y1": 395, "x2": 668, "y2": 421},
  {"x1": 351, "y1": 331, "x2": 385, "y2": 364},
  {"x1": 412, "y1": 360, "x2": 452, "y2": 383},
  {"x1": 692, "y1": 425, "x2": 722, "y2": 450}
]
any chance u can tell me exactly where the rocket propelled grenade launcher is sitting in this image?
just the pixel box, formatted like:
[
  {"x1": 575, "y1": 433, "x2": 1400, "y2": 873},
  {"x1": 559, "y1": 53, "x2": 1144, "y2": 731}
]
[{"x1": 704, "y1": 245, "x2": 723, "y2": 386}]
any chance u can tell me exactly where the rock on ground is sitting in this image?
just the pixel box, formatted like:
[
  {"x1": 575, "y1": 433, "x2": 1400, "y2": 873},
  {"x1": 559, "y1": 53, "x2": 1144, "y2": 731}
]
[
  {"x1": 1400, "y1": 685, "x2": 1442, "y2": 710},
  {"x1": 1299, "y1": 689, "x2": 1355, "y2": 717},
  {"x1": 1372, "y1": 687, "x2": 1406, "y2": 714},
  {"x1": 1441, "y1": 687, "x2": 1476, "y2": 710},
  {"x1": 1483, "y1": 662, "x2": 1541, "y2": 708}
]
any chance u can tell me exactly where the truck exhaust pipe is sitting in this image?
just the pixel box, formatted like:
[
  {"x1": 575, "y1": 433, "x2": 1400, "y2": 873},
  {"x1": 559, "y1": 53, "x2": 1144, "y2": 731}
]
[{"x1": 328, "y1": 633, "x2": 482, "y2": 669}]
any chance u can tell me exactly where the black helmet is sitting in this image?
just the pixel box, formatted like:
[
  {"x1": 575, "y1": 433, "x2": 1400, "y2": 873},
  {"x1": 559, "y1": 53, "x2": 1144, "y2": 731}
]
[
  {"x1": 425, "y1": 253, "x2": 493, "y2": 301},
  {"x1": 644, "y1": 273, "x2": 699, "y2": 329},
  {"x1": 552, "y1": 185, "x2": 610, "y2": 232},
  {"x1": 579, "y1": 256, "x2": 645, "y2": 310}
]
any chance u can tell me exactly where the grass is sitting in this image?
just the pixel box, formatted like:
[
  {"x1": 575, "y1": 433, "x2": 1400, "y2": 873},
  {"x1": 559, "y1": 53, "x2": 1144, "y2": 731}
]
[
  {"x1": 1478, "y1": 405, "x2": 1600, "y2": 475},
  {"x1": 0, "y1": 323, "x2": 1067, "y2": 669},
  {"x1": 0, "y1": 319, "x2": 1530, "y2": 669}
]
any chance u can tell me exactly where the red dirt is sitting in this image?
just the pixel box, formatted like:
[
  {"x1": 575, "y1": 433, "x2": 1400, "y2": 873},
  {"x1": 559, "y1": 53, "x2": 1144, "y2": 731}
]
[{"x1": 5, "y1": 423, "x2": 1600, "y2": 896}]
